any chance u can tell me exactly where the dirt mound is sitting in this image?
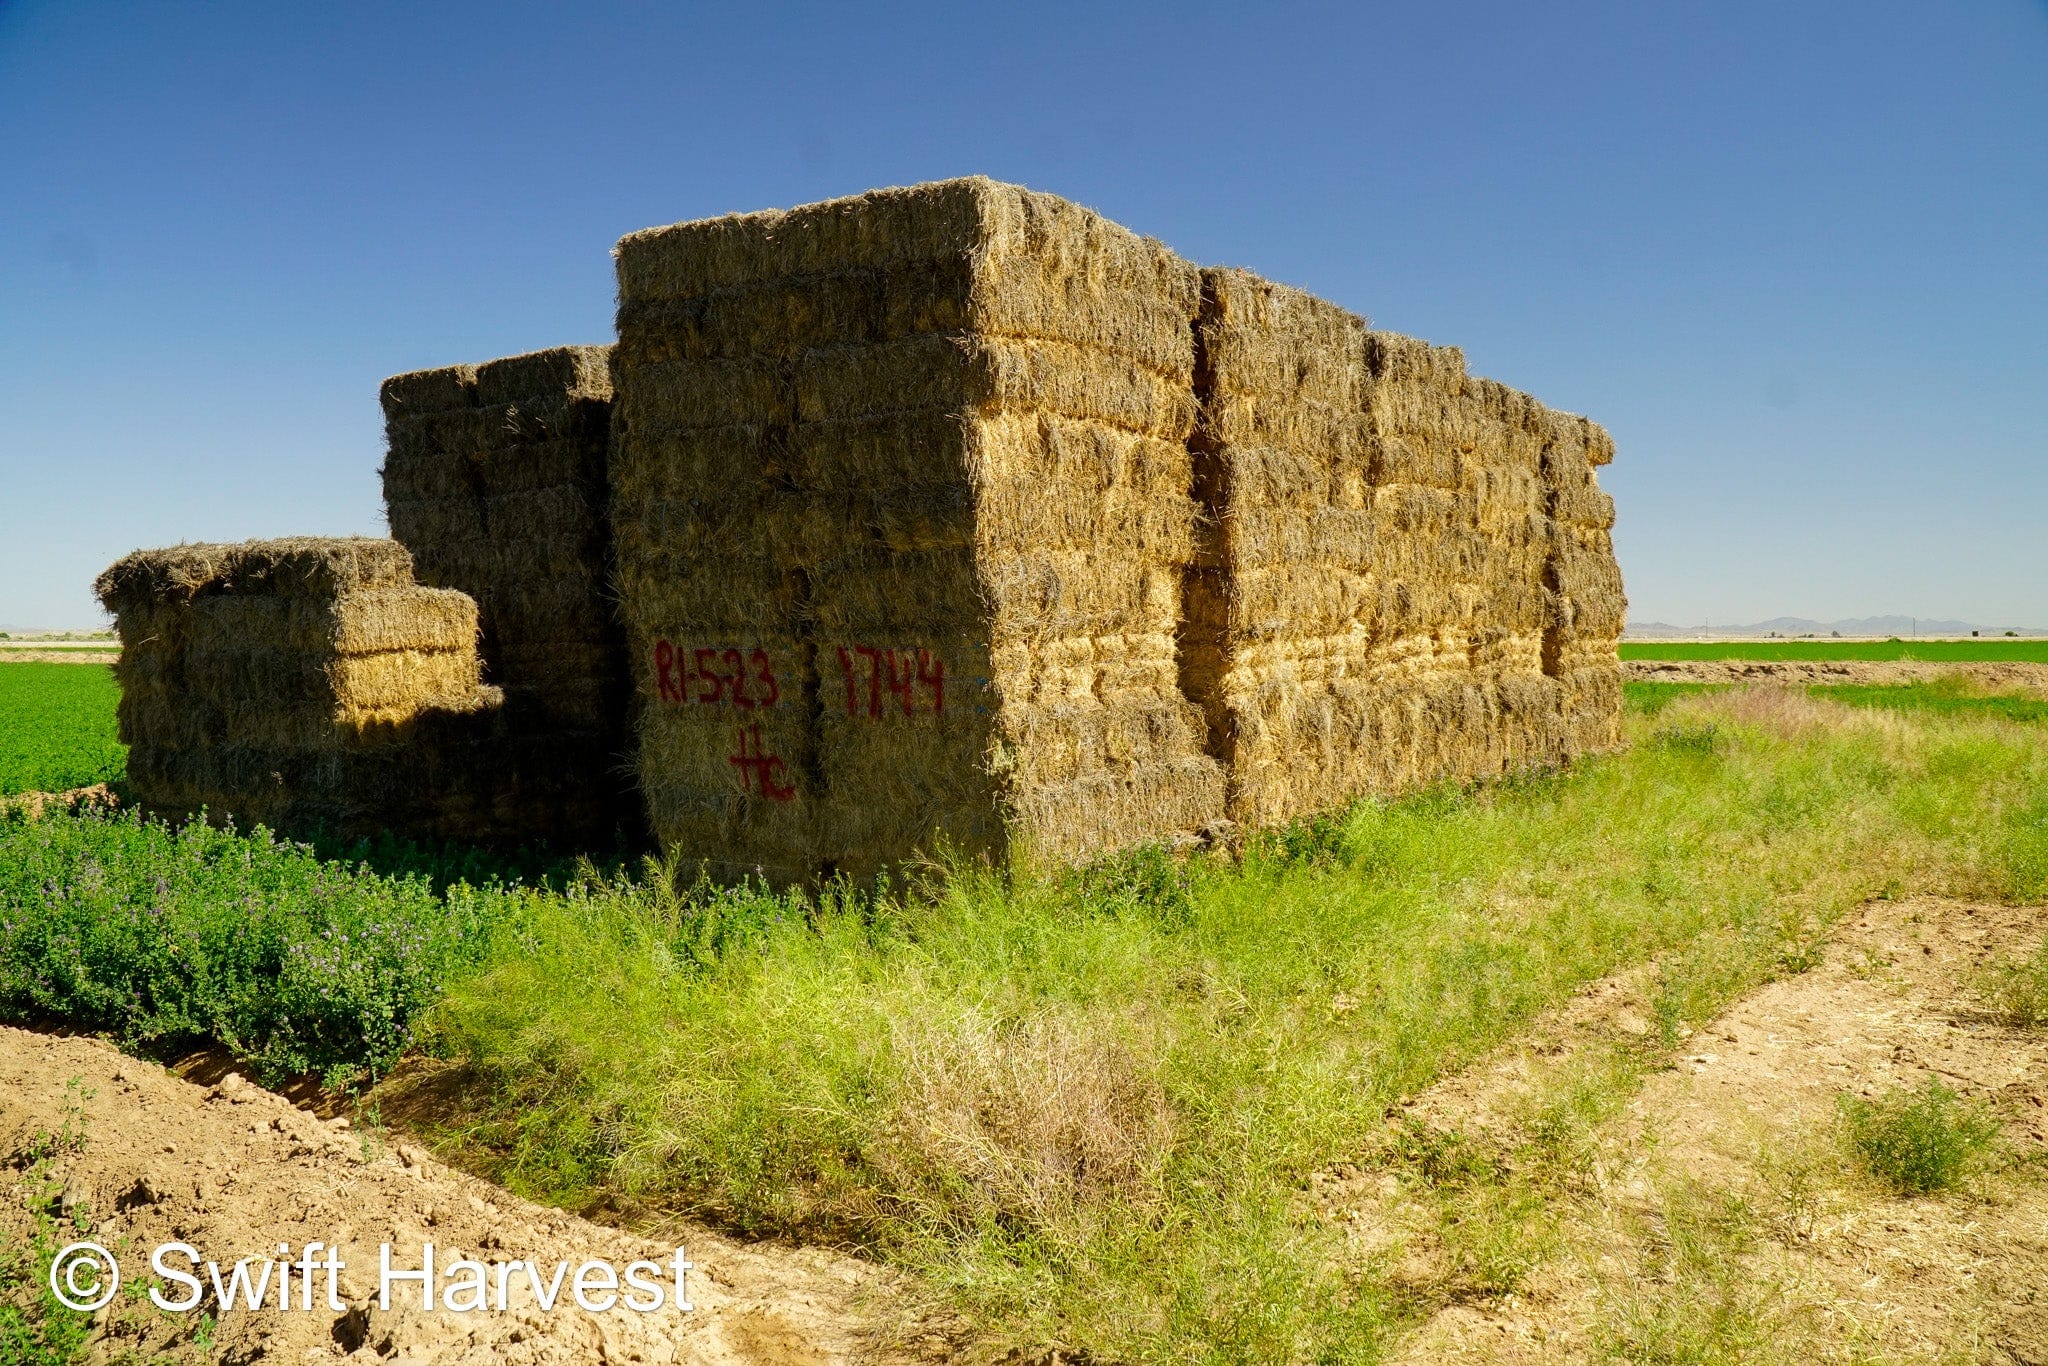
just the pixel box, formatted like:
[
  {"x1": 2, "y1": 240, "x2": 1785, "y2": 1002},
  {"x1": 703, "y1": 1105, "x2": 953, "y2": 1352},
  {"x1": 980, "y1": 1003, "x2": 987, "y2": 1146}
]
[
  {"x1": 0, "y1": 649, "x2": 121, "y2": 664},
  {"x1": 1626, "y1": 657, "x2": 2048, "y2": 693},
  {"x1": 0, "y1": 1027, "x2": 941, "y2": 1364},
  {"x1": 0, "y1": 783, "x2": 118, "y2": 821}
]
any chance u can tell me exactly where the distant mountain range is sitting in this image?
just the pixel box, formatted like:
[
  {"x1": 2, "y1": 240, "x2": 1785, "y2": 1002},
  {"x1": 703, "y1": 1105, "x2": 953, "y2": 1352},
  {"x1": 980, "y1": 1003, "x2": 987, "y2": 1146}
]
[{"x1": 1627, "y1": 616, "x2": 2047, "y2": 638}]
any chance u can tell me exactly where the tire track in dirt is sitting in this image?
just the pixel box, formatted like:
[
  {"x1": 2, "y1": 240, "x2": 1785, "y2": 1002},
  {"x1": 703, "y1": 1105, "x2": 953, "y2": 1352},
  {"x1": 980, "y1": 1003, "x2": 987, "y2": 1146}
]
[{"x1": 1317, "y1": 898, "x2": 2048, "y2": 1363}]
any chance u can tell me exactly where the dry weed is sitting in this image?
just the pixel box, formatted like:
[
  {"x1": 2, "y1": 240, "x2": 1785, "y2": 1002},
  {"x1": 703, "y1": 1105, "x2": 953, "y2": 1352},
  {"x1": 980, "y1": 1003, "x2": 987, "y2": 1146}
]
[{"x1": 877, "y1": 1011, "x2": 1175, "y2": 1229}]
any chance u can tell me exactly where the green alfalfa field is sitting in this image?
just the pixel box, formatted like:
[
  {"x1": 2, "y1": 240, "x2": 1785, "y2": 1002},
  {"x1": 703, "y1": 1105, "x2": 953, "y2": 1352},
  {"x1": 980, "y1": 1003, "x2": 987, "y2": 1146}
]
[
  {"x1": 0, "y1": 662, "x2": 124, "y2": 797},
  {"x1": 2, "y1": 654, "x2": 2046, "y2": 1362}
]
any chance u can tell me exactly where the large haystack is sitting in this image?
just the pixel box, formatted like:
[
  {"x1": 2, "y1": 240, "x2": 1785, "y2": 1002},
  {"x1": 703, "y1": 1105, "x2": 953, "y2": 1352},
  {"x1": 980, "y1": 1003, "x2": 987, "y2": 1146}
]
[
  {"x1": 380, "y1": 346, "x2": 636, "y2": 845},
  {"x1": 1185, "y1": 269, "x2": 1624, "y2": 827},
  {"x1": 93, "y1": 537, "x2": 500, "y2": 838},
  {"x1": 610, "y1": 177, "x2": 1226, "y2": 882}
]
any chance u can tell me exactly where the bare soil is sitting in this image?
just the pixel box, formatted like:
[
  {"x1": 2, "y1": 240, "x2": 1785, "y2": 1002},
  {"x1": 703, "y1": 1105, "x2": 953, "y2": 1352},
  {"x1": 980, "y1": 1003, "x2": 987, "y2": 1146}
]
[
  {"x1": 1625, "y1": 658, "x2": 2048, "y2": 693},
  {"x1": 0, "y1": 1029, "x2": 949, "y2": 1364},
  {"x1": 1325, "y1": 897, "x2": 2048, "y2": 1363},
  {"x1": 0, "y1": 784, "x2": 118, "y2": 821}
]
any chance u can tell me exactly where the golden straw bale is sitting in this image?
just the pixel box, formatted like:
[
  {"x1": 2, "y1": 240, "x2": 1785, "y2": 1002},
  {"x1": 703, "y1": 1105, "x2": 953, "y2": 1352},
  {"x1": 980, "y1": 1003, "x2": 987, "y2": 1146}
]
[
  {"x1": 94, "y1": 538, "x2": 416, "y2": 614},
  {"x1": 611, "y1": 178, "x2": 1224, "y2": 883},
  {"x1": 94, "y1": 538, "x2": 516, "y2": 841},
  {"x1": 1184, "y1": 270, "x2": 1625, "y2": 831}
]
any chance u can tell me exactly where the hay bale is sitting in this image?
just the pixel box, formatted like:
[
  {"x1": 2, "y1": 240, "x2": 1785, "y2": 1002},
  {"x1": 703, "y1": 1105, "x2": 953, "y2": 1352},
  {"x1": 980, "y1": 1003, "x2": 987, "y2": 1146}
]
[
  {"x1": 1535, "y1": 412, "x2": 1627, "y2": 756},
  {"x1": 380, "y1": 345, "x2": 637, "y2": 847},
  {"x1": 94, "y1": 538, "x2": 506, "y2": 839},
  {"x1": 611, "y1": 178, "x2": 1225, "y2": 883},
  {"x1": 1185, "y1": 270, "x2": 1623, "y2": 828}
]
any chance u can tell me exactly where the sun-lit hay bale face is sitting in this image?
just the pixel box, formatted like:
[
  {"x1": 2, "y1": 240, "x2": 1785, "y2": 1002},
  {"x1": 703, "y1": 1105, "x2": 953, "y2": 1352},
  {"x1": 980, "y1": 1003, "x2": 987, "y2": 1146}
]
[
  {"x1": 1180, "y1": 270, "x2": 1375, "y2": 827},
  {"x1": 611, "y1": 177, "x2": 1226, "y2": 884},
  {"x1": 1535, "y1": 413, "x2": 1627, "y2": 755},
  {"x1": 379, "y1": 344, "x2": 637, "y2": 846},
  {"x1": 1186, "y1": 272, "x2": 1625, "y2": 828},
  {"x1": 92, "y1": 537, "x2": 505, "y2": 838}
]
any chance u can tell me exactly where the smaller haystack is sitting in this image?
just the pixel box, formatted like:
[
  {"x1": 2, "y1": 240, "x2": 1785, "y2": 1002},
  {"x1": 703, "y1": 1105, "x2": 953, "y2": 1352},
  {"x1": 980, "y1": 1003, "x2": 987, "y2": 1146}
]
[
  {"x1": 95, "y1": 537, "x2": 498, "y2": 838},
  {"x1": 380, "y1": 346, "x2": 635, "y2": 844}
]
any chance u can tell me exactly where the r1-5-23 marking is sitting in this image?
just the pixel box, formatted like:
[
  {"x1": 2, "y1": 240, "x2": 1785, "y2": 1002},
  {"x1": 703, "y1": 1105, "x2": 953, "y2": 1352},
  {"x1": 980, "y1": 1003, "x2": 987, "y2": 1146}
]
[{"x1": 653, "y1": 641, "x2": 780, "y2": 709}]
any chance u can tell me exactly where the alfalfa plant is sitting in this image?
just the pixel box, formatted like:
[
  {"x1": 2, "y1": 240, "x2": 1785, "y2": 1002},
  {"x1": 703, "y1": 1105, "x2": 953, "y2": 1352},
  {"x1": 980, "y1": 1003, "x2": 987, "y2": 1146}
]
[
  {"x1": 0, "y1": 1079, "x2": 98, "y2": 1366},
  {"x1": 1837, "y1": 1075, "x2": 1998, "y2": 1195}
]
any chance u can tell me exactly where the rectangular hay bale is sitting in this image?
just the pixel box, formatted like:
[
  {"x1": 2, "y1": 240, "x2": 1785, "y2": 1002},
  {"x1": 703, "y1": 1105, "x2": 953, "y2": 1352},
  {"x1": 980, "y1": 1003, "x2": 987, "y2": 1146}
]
[
  {"x1": 94, "y1": 538, "x2": 511, "y2": 841},
  {"x1": 611, "y1": 178, "x2": 1225, "y2": 883},
  {"x1": 1185, "y1": 270, "x2": 1626, "y2": 829},
  {"x1": 379, "y1": 345, "x2": 639, "y2": 848}
]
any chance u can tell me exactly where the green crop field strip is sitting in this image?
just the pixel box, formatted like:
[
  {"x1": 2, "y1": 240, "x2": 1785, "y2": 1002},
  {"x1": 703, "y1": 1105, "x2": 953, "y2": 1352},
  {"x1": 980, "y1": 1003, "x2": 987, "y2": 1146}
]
[
  {"x1": 0, "y1": 662, "x2": 126, "y2": 796},
  {"x1": 1630, "y1": 681, "x2": 2048, "y2": 724},
  {"x1": 1813, "y1": 681, "x2": 2048, "y2": 724},
  {"x1": 1620, "y1": 638, "x2": 2048, "y2": 663}
]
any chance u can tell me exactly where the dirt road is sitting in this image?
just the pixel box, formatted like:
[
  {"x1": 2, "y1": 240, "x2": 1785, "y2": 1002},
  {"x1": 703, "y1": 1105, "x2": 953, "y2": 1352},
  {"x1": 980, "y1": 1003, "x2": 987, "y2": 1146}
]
[
  {"x1": 1352, "y1": 897, "x2": 2048, "y2": 1363},
  {"x1": 1625, "y1": 657, "x2": 2048, "y2": 693}
]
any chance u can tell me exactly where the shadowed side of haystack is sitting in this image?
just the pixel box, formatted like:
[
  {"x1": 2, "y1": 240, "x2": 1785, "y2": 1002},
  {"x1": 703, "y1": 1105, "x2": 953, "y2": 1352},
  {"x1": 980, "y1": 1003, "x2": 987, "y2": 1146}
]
[
  {"x1": 610, "y1": 177, "x2": 1226, "y2": 884},
  {"x1": 380, "y1": 347, "x2": 640, "y2": 847},
  {"x1": 94, "y1": 537, "x2": 503, "y2": 839},
  {"x1": 1537, "y1": 411, "x2": 1626, "y2": 755}
]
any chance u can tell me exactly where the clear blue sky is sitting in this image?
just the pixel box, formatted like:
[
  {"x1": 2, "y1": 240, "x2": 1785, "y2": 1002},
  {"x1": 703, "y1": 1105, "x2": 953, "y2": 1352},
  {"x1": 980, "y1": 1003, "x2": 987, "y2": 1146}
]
[{"x1": 2, "y1": 1, "x2": 2043, "y2": 630}]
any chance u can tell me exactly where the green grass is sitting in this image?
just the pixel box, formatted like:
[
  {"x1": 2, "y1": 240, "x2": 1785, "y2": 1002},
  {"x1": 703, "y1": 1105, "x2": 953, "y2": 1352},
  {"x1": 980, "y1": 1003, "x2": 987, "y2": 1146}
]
[
  {"x1": 1838, "y1": 1075, "x2": 2000, "y2": 1196},
  {"x1": 1620, "y1": 638, "x2": 2048, "y2": 663},
  {"x1": 0, "y1": 664, "x2": 125, "y2": 797},
  {"x1": 1624, "y1": 680, "x2": 1724, "y2": 716},
  {"x1": 1594, "y1": 1187, "x2": 1787, "y2": 1366},
  {"x1": 1630, "y1": 678, "x2": 2048, "y2": 727},
  {"x1": 1810, "y1": 679, "x2": 2048, "y2": 724},
  {"x1": 1980, "y1": 937, "x2": 2048, "y2": 1028},
  {"x1": 5, "y1": 688, "x2": 2046, "y2": 1359},
  {"x1": 416, "y1": 689, "x2": 2047, "y2": 1360}
]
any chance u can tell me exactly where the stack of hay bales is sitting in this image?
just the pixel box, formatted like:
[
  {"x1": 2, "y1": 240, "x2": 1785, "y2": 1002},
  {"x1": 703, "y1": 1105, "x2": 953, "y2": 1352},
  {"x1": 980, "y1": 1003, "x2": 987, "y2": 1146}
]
[
  {"x1": 1180, "y1": 270, "x2": 1377, "y2": 827},
  {"x1": 1357, "y1": 331, "x2": 1571, "y2": 783},
  {"x1": 1185, "y1": 268, "x2": 1623, "y2": 828},
  {"x1": 379, "y1": 346, "x2": 635, "y2": 845},
  {"x1": 1538, "y1": 413, "x2": 1626, "y2": 754},
  {"x1": 610, "y1": 177, "x2": 1225, "y2": 882},
  {"x1": 94, "y1": 537, "x2": 497, "y2": 837}
]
